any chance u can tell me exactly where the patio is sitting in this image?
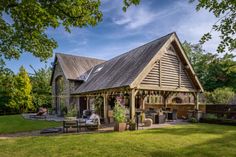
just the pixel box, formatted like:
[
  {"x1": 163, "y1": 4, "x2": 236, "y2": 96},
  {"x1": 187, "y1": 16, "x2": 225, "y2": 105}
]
[{"x1": 21, "y1": 113, "x2": 188, "y2": 135}]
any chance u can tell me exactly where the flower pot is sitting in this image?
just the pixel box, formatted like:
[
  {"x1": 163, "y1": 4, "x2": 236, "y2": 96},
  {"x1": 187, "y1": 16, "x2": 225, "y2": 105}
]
[{"x1": 114, "y1": 122, "x2": 126, "y2": 132}]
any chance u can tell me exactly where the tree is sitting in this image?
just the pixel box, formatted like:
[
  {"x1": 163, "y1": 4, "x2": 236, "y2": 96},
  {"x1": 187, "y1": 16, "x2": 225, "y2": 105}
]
[
  {"x1": 0, "y1": 60, "x2": 14, "y2": 114},
  {"x1": 205, "y1": 87, "x2": 235, "y2": 104},
  {"x1": 190, "y1": 0, "x2": 236, "y2": 53},
  {"x1": 205, "y1": 53, "x2": 236, "y2": 91},
  {"x1": 0, "y1": 0, "x2": 140, "y2": 62},
  {"x1": 8, "y1": 66, "x2": 33, "y2": 113},
  {"x1": 30, "y1": 65, "x2": 52, "y2": 109},
  {"x1": 183, "y1": 41, "x2": 236, "y2": 91}
]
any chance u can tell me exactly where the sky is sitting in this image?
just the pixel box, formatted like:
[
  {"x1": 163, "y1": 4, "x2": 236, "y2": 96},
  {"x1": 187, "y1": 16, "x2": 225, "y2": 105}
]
[{"x1": 5, "y1": 0, "x2": 221, "y2": 73}]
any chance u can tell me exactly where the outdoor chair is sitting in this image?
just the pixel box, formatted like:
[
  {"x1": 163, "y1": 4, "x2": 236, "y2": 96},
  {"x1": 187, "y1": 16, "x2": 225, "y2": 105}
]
[
  {"x1": 145, "y1": 109, "x2": 158, "y2": 123},
  {"x1": 78, "y1": 113, "x2": 100, "y2": 131},
  {"x1": 82, "y1": 110, "x2": 92, "y2": 119},
  {"x1": 85, "y1": 118, "x2": 99, "y2": 130},
  {"x1": 155, "y1": 114, "x2": 166, "y2": 124}
]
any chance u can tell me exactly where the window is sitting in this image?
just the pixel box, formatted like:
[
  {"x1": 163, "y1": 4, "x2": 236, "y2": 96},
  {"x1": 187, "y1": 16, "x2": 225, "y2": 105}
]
[
  {"x1": 172, "y1": 97, "x2": 182, "y2": 104},
  {"x1": 55, "y1": 76, "x2": 64, "y2": 95},
  {"x1": 94, "y1": 66, "x2": 103, "y2": 73}
]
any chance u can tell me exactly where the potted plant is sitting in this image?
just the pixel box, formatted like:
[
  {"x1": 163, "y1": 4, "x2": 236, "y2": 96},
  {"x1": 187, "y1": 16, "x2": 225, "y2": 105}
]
[
  {"x1": 113, "y1": 101, "x2": 126, "y2": 132},
  {"x1": 65, "y1": 106, "x2": 77, "y2": 120}
]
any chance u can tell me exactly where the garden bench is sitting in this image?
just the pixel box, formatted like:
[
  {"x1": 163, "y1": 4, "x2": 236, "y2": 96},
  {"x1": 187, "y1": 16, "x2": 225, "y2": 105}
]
[{"x1": 63, "y1": 120, "x2": 79, "y2": 133}]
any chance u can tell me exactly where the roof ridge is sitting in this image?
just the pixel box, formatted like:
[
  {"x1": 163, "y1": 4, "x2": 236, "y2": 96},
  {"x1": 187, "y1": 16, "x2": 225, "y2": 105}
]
[
  {"x1": 104, "y1": 32, "x2": 175, "y2": 61},
  {"x1": 56, "y1": 32, "x2": 174, "y2": 64},
  {"x1": 132, "y1": 32, "x2": 175, "y2": 50}
]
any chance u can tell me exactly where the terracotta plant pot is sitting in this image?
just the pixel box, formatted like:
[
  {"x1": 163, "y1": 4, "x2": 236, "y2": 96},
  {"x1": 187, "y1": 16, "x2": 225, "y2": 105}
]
[{"x1": 114, "y1": 122, "x2": 126, "y2": 132}]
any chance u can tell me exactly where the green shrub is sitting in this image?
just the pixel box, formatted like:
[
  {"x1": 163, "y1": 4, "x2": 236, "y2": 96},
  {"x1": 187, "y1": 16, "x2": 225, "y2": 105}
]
[
  {"x1": 113, "y1": 101, "x2": 126, "y2": 123},
  {"x1": 205, "y1": 87, "x2": 235, "y2": 104},
  {"x1": 128, "y1": 119, "x2": 136, "y2": 130},
  {"x1": 200, "y1": 117, "x2": 236, "y2": 126},
  {"x1": 66, "y1": 107, "x2": 77, "y2": 117},
  {"x1": 188, "y1": 117, "x2": 198, "y2": 123},
  {"x1": 205, "y1": 113, "x2": 218, "y2": 120}
]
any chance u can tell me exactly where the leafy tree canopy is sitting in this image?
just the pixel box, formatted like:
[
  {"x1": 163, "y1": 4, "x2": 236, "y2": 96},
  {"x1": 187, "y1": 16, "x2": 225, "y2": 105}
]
[
  {"x1": 183, "y1": 41, "x2": 236, "y2": 91},
  {"x1": 205, "y1": 87, "x2": 235, "y2": 104},
  {"x1": 30, "y1": 65, "x2": 52, "y2": 109},
  {"x1": 190, "y1": 0, "x2": 236, "y2": 53},
  {"x1": 0, "y1": 0, "x2": 140, "y2": 62}
]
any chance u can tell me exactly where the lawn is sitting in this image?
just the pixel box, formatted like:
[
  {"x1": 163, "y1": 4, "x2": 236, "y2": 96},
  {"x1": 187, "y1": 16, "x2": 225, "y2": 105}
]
[
  {"x1": 0, "y1": 115, "x2": 61, "y2": 134},
  {"x1": 0, "y1": 123, "x2": 236, "y2": 157}
]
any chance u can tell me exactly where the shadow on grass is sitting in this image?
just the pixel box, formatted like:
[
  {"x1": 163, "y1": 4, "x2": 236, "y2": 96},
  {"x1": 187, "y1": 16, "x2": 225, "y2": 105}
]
[
  {"x1": 135, "y1": 123, "x2": 236, "y2": 136},
  {"x1": 149, "y1": 132, "x2": 236, "y2": 157},
  {"x1": 134, "y1": 124, "x2": 236, "y2": 157}
]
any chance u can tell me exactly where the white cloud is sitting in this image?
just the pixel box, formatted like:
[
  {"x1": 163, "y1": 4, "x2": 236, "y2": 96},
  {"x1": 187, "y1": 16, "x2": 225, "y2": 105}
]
[
  {"x1": 112, "y1": 6, "x2": 158, "y2": 30},
  {"x1": 135, "y1": 1, "x2": 221, "y2": 53}
]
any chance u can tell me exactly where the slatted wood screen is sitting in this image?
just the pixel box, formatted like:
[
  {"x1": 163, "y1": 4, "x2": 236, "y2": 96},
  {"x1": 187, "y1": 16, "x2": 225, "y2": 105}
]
[
  {"x1": 141, "y1": 45, "x2": 194, "y2": 90},
  {"x1": 181, "y1": 68, "x2": 193, "y2": 89},
  {"x1": 141, "y1": 60, "x2": 160, "y2": 86},
  {"x1": 161, "y1": 50, "x2": 179, "y2": 88}
]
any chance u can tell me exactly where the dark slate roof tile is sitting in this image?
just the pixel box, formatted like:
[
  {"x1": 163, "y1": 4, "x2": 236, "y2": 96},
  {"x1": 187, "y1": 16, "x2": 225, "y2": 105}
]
[
  {"x1": 74, "y1": 32, "x2": 173, "y2": 93},
  {"x1": 56, "y1": 53, "x2": 105, "y2": 80}
]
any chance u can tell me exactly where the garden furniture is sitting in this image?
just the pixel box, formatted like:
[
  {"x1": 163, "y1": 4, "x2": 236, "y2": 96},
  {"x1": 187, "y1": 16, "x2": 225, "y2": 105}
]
[{"x1": 63, "y1": 120, "x2": 79, "y2": 133}]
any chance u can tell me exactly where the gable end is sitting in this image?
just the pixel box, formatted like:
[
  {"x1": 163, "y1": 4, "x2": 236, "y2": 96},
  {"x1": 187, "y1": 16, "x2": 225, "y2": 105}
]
[{"x1": 140, "y1": 44, "x2": 194, "y2": 91}]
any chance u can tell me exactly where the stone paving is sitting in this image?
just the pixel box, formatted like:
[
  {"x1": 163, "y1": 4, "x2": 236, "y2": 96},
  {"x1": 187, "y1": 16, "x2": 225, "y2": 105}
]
[{"x1": 22, "y1": 113, "x2": 65, "y2": 122}]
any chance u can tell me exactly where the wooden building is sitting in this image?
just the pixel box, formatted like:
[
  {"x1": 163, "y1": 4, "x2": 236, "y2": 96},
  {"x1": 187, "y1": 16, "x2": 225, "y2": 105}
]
[{"x1": 50, "y1": 32, "x2": 204, "y2": 122}]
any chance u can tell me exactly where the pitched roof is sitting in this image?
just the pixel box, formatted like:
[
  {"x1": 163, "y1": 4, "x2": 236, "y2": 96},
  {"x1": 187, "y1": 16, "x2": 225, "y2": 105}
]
[
  {"x1": 53, "y1": 53, "x2": 105, "y2": 80},
  {"x1": 73, "y1": 33, "x2": 173, "y2": 94}
]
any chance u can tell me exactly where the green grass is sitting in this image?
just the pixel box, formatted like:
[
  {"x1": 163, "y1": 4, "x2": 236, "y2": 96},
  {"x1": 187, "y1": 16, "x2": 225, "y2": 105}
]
[
  {"x1": 0, "y1": 115, "x2": 61, "y2": 134},
  {"x1": 0, "y1": 123, "x2": 236, "y2": 157}
]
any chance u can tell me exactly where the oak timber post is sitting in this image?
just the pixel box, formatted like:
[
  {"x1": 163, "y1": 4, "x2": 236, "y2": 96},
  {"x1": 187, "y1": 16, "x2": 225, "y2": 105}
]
[
  {"x1": 130, "y1": 89, "x2": 138, "y2": 119},
  {"x1": 194, "y1": 92, "x2": 200, "y2": 110},
  {"x1": 77, "y1": 95, "x2": 80, "y2": 117},
  {"x1": 103, "y1": 93, "x2": 108, "y2": 123},
  {"x1": 163, "y1": 92, "x2": 171, "y2": 109},
  {"x1": 163, "y1": 97, "x2": 167, "y2": 109},
  {"x1": 86, "y1": 96, "x2": 89, "y2": 110}
]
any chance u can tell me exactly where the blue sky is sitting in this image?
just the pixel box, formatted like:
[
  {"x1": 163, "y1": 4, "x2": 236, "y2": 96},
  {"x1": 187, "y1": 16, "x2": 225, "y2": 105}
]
[{"x1": 5, "y1": 0, "x2": 220, "y2": 73}]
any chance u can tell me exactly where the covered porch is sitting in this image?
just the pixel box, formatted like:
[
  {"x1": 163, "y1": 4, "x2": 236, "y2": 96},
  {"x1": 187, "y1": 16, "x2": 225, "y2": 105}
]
[{"x1": 74, "y1": 87, "x2": 204, "y2": 126}]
